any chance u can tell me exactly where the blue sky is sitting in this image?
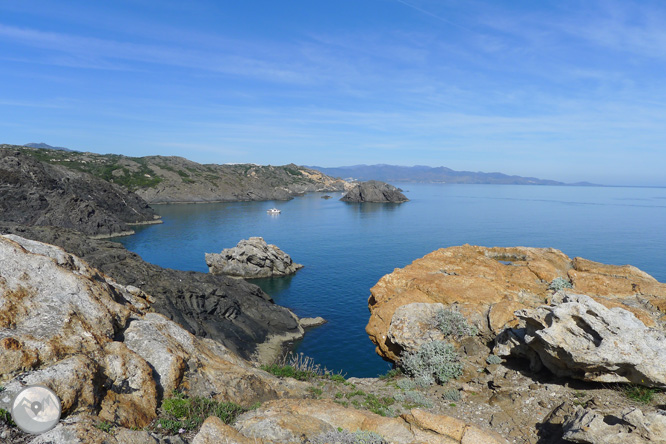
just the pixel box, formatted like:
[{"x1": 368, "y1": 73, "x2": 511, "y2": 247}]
[{"x1": 1, "y1": 0, "x2": 665, "y2": 185}]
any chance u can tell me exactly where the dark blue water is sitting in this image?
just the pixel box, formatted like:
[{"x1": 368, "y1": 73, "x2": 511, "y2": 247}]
[{"x1": 114, "y1": 184, "x2": 666, "y2": 377}]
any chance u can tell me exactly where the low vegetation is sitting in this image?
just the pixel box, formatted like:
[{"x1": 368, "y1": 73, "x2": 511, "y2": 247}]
[
  {"x1": 622, "y1": 384, "x2": 659, "y2": 404},
  {"x1": 310, "y1": 428, "x2": 387, "y2": 444},
  {"x1": 433, "y1": 308, "x2": 478, "y2": 339},
  {"x1": 549, "y1": 276, "x2": 573, "y2": 291},
  {"x1": 400, "y1": 340, "x2": 463, "y2": 386},
  {"x1": 155, "y1": 391, "x2": 248, "y2": 435},
  {"x1": 261, "y1": 352, "x2": 346, "y2": 382}
]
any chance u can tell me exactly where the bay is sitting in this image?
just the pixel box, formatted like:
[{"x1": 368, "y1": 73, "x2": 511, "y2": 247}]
[{"x1": 114, "y1": 184, "x2": 666, "y2": 377}]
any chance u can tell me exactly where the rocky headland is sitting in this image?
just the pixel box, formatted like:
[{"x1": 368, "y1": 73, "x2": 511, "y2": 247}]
[
  {"x1": 365, "y1": 245, "x2": 666, "y2": 443},
  {"x1": 206, "y1": 237, "x2": 303, "y2": 279},
  {"x1": 0, "y1": 148, "x2": 160, "y2": 238},
  {"x1": 0, "y1": 234, "x2": 510, "y2": 444},
  {"x1": 340, "y1": 180, "x2": 409, "y2": 203},
  {"x1": 1, "y1": 145, "x2": 347, "y2": 204}
]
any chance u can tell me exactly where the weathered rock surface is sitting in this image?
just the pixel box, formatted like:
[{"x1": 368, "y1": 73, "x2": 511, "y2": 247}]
[
  {"x1": 0, "y1": 234, "x2": 309, "y2": 436},
  {"x1": 367, "y1": 245, "x2": 666, "y2": 362},
  {"x1": 206, "y1": 237, "x2": 303, "y2": 278},
  {"x1": 495, "y1": 292, "x2": 666, "y2": 387},
  {"x1": 340, "y1": 180, "x2": 408, "y2": 203},
  {"x1": 0, "y1": 223, "x2": 304, "y2": 362},
  {"x1": 562, "y1": 406, "x2": 666, "y2": 444},
  {"x1": 227, "y1": 399, "x2": 509, "y2": 444},
  {"x1": 0, "y1": 148, "x2": 159, "y2": 237}
]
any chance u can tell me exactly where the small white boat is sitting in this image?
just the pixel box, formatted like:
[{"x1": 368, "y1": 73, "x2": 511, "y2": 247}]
[{"x1": 267, "y1": 208, "x2": 281, "y2": 214}]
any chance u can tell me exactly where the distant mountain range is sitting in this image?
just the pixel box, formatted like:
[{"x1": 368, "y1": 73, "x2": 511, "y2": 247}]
[
  {"x1": 308, "y1": 164, "x2": 596, "y2": 186},
  {"x1": 24, "y1": 142, "x2": 72, "y2": 151}
]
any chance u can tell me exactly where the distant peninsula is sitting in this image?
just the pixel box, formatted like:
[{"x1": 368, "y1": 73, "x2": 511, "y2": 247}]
[{"x1": 309, "y1": 164, "x2": 597, "y2": 186}]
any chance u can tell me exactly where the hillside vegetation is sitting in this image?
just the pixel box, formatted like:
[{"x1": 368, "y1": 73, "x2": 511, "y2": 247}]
[{"x1": 3, "y1": 144, "x2": 347, "y2": 203}]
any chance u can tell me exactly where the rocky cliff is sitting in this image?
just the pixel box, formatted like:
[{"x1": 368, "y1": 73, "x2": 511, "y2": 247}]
[
  {"x1": 206, "y1": 237, "x2": 303, "y2": 278},
  {"x1": 0, "y1": 234, "x2": 510, "y2": 444},
  {"x1": 0, "y1": 149, "x2": 160, "y2": 237},
  {"x1": 0, "y1": 224, "x2": 304, "y2": 363},
  {"x1": 340, "y1": 180, "x2": 408, "y2": 203},
  {"x1": 367, "y1": 245, "x2": 666, "y2": 362},
  {"x1": 2, "y1": 145, "x2": 347, "y2": 204}
]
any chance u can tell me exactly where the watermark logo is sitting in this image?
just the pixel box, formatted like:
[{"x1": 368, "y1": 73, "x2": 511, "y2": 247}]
[{"x1": 11, "y1": 385, "x2": 61, "y2": 434}]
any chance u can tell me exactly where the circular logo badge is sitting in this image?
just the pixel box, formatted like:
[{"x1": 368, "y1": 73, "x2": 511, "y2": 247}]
[{"x1": 11, "y1": 385, "x2": 62, "y2": 434}]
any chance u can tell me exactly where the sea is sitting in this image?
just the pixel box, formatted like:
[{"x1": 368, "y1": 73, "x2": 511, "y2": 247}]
[{"x1": 113, "y1": 184, "x2": 666, "y2": 378}]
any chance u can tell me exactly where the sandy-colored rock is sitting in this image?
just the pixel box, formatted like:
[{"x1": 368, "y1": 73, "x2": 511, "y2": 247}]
[
  {"x1": 387, "y1": 303, "x2": 447, "y2": 356},
  {"x1": 233, "y1": 399, "x2": 508, "y2": 444},
  {"x1": 192, "y1": 416, "x2": 260, "y2": 444},
  {"x1": 367, "y1": 245, "x2": 666, "y2": 362}
]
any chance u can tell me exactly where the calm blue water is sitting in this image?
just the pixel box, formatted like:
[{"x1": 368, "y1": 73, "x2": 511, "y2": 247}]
[{"x1": 113, "y1": 184, "x2": 666, "y2": 377}]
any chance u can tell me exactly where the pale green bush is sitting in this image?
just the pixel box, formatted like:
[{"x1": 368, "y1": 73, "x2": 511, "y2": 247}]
[
  {"x1": 434, "y1": 309, "x2": 477, "y2": 339},
  {"x1": 310, "y1": 429, "x2": 387, "y2": 444},
  {"x1": 548, "y1": 277, "x2": 573, "y2": 291},
  {"x1": 400, "y1": 340, "x2": 463, "y2": 386}
]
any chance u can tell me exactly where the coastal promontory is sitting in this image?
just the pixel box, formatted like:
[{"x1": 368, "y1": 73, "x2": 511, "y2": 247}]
[
  {"x1": 340, "y1": 180, "x2": 408, "y2": 203},
  {"x1": 206, "y1": 237, "x2": 303, "y2": 278}
]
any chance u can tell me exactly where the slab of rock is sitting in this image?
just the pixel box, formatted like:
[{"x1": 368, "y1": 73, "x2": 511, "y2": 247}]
[
  {"x1": 228, "y1": 399, "x2": 509, "y2": 444},
  {"x1": 496, "y1": 292, "x2": 666, "y2": 387},
  {"x1": 367, "y1": 245, "x2": 666, "y2": 362},
  {"x1": 562, "y1": 406, "x2": 666, "y2": 444},
  {"x1": 0, "y1": 234, "x2": 309, "y2": 433},
  {"x1": 206, "y1": 237, "x2": 303, "y2": 278},
  {"x1": 340, "y1": 180, "x2": 408, "y2": 203}
]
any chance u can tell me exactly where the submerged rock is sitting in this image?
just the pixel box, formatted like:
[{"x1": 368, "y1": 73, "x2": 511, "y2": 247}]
[
  {"x1": 496, "y1": 292, "x2": 666, "y2": 387},
  {"x1": 340, "y1": 180, "x2": 408, "y2": 203},
  {"x1": 206, "y1": 237, "x2": 303, "y2": 278},
  {"x1": 366, "y1": 245, "x2": 666, "y2": 362}
]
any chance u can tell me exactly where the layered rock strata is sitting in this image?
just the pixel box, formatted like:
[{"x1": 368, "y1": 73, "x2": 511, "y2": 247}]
[
  {"x1": 367, "y1": 245, "x2": 666, "y2": 362},
  {"x1": 0, "y1": 224, "x2": 304, "y2": 362},
  {"x1": 0, "y1": 149, "x2": 159, "y2": 237},
  {"x1": 340, "y1": 180, "x2": 408, "y2": 203},
  {"x1": 206, "y1": 237, "x2": 303, "y2": 278}
]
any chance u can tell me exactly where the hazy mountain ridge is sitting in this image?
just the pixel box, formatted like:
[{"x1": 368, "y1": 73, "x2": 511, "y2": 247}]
[
  {"x1": 2, "y1": 144, "x2": 347, "y2": 203},
  {"x1": 24, "y1": 142, "x2": 72, "y2": 151},
  {"x1": 309, "y1": 164, "x2": 584, "y2": 185}
]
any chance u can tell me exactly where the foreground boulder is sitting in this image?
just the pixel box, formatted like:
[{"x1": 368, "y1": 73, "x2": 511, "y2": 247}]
[
  {"x1": 0, "y1": 223, "x2": 304, "y2": 362},
  {"x1": 0, "y1": 234, "x2": 308, "y2": 433},
  {"x1": 562, "y1": 406, "x2": 666, "y2": 444},
  {"x1": 340, "y1": 180, "x2": 408, "y2": 203},
  {"x1": 495, "y1": 292, "x2": 666, "y2": 387},
  {"x1": 196, "y1": 399, "x2": 509, "y2": 444},
  {"x1": 367, "y1": 245, "x2": 666, "y2": 362},
  {"x1": 206, "y1": 237, "x2": 303, "y2": 278}
]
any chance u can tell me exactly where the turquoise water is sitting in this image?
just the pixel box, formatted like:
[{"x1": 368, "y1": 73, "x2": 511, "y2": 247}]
[{"x1": 114, "y1": 184, "x2": 666, "y2": 377}]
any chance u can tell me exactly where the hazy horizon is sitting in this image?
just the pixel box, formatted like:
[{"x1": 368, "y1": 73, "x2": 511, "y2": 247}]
[{"x1": 2, "y1": 1, "x2": 666, "y2": 186}]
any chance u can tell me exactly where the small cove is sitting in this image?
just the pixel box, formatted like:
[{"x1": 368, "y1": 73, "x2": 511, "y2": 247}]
[{"x1": 114, "y1": 183, "x2": 666, "y2": 377}]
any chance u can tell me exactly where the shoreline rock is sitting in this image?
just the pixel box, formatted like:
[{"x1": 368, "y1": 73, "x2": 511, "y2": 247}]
[
  {"x1": 340, "y1": 180, "x2": 408, "y2": 203},
  {"x1": 206, "y1": 237, "x2": 303, "y2": 279}
]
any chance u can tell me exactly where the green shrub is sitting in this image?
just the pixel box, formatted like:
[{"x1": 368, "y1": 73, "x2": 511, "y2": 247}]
[
  {"x1": 400, "y1": 340, "x2": 463, "y2": 386},
  {"x1": 442, "y1": 389, "x2": 461, "y2": 402},
  {"x1": 396, "y1": 378, "x2": 417, "y2": 391},
  {"x1": 96, "y1": 421, "x2": 113, "y2": 433},
  {"x1": 623, "y1": 385, "x2": 658, "y2": 404},
  {"x1": 548, "y1": 277, "x2": 573, "y2": 291},
  {"x1": 378, "y1": 368, "x2": 402, "y2": 380},
  {"x1": 157, "y1": 391, "x2": 247, "y2": 434},
  {"x1": 486, "y1": 354, "x2": 503, "y2": 365},
  {"x1": 433, "y1": 309, "x2": 477, "y2": 339},
  {"x1": 310, "y1": 429, "x2": 387, "y2": 444},
  {"x1": 362, "y1": 394, "x2": 394, "y2": 417},
  {"x1": 393, "y1": 390, "x2": 433, "y2": 408},
  {"x1": 0, "y1": 408, "x2": 15, "y2": 426}
]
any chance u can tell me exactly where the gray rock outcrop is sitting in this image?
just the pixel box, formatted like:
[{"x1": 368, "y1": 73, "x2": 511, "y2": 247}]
[
  {"x1": 340, "y1": 180, "x2": 408, "y2": 203},
  {"x1": 0, "y1": 223, "x2": 304, "y2": 362},
  {"x1": 0, "y1": 149, "x2": 159, "y2": 237},
  {"x1": 495, "y1": 292, "x2": 666, "y2": 387},
  {"x1": 206, "y1": 237, "x2": 303, "y2": 278},
  {"x1": 562, "y1": 407, "x2": 666, "y2": 444}
]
